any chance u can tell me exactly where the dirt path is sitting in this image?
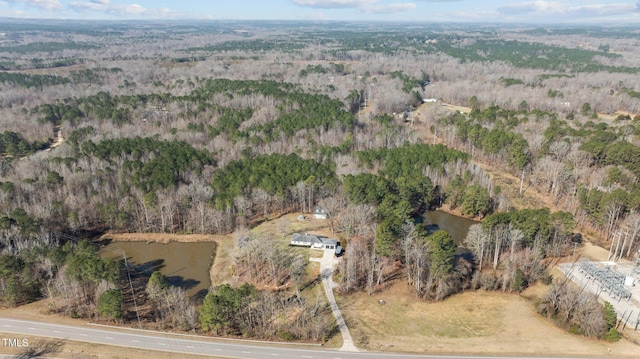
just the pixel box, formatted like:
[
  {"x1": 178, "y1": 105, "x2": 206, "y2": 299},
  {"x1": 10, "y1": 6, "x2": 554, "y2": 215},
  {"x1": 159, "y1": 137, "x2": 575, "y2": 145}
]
[{"x1": 50, "y1": 125, "x2": 65, "y2": 149}]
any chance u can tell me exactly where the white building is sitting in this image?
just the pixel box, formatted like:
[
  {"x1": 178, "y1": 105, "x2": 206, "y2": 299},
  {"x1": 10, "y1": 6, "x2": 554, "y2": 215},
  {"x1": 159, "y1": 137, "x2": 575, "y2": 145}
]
[
  {"x1": 313, "y1": 206, "x2": 328, "y2": 220},
  {"x1": 290, "y1": 233, "x2": 339, "y2": 250}
]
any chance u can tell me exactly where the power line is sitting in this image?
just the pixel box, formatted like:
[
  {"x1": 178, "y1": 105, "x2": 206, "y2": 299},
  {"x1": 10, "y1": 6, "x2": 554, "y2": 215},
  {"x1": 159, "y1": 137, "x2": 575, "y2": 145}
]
[
  {"x1": 53, "y1": 231, "x2": 149, "y2": 358},
  {"x1": 53, "y1": 231, "x2": 144, "y2": 328}
]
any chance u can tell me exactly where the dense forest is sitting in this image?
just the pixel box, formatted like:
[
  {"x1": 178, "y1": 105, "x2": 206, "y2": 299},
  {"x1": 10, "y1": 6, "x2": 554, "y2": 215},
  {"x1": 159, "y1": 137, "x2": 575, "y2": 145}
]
[{"x1": 0, "y1": 20, "x2": 639, "y2": 343}]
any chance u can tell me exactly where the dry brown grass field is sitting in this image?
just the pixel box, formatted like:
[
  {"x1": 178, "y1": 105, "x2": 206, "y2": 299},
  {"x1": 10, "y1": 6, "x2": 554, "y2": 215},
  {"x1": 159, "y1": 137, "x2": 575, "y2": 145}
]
[{"x1": 338, "y1": 280, "x2": 640, "y2": 358}]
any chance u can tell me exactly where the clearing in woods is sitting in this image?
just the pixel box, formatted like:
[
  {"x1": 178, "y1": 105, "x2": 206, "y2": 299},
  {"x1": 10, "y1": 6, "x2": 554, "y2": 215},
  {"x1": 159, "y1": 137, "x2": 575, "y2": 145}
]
[{"x1": 337, "y1": 280, "x2": 640, "y2": 358}]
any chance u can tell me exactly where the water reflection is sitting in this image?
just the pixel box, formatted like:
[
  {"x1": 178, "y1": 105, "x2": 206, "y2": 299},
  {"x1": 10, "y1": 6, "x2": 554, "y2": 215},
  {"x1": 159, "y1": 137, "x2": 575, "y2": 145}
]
[
  {"x1": 419, "y1": 210, "x2": 479, "y2": 246},
  {"x1": 100, "y1": 241, "x2": 216, "y2": 299}
]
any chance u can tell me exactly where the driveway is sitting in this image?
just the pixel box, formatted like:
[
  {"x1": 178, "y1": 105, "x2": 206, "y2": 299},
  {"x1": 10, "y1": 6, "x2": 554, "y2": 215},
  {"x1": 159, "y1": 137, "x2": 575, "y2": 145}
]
[{"x1": 310, "y1": 250, "x2": 359, "y2": 352}]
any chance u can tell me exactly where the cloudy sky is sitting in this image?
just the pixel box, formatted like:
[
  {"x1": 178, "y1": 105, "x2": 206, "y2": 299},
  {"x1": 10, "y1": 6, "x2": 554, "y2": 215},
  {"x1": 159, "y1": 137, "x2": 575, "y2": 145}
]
[{"x1": 0, "y1": 0, "x2": 639, "y2": 23}]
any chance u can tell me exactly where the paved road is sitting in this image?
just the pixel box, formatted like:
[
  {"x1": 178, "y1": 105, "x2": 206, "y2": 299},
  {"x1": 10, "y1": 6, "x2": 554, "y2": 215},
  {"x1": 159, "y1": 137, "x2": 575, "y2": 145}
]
[
  {"x1": 311, "y1": 249, "x2": 358, "y2": 352},
  {"x1": 0, "y1": 317, "x2": 594, "y2": 359}
]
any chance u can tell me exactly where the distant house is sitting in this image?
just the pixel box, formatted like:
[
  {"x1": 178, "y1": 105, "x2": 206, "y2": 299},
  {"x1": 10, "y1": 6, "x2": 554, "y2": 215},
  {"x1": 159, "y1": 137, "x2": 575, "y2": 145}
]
[
  {"x1": 290, "y1": 233, "x2": 339, "y2": 250},
  {"x1": 422, "y1": 98, "x2": 438, "y2": 103},
  {"x1": 313, "y1": 206, "x2": 328, "y2": 220}
]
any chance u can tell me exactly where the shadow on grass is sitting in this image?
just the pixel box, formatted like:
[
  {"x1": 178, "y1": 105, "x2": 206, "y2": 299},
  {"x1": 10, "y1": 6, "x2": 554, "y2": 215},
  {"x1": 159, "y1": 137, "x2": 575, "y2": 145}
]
[{"x1": 14, "y1": 339, "x2": 63, "y2": 359}]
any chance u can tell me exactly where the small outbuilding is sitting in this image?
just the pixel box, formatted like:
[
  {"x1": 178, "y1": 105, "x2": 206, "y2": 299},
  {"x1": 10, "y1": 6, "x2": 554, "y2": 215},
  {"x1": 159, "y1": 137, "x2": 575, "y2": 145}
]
[{"x1": 313, "y1": 206, "x2": 328, "y2": 220}]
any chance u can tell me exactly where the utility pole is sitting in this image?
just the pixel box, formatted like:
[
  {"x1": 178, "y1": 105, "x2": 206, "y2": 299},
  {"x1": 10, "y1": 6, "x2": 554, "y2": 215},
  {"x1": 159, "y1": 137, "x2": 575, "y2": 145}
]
[
  {"x1": 617, "y1": 231, "x2": 629, "y2": 261},
  {"x1": 613, "y1": 231, "x2": 622, "y2": 262},
  {"x1": 118, "y1": 249, "x2": 142, "y2": 329},
  {"x1": 608, "y1": 233, "x2": 615, "y2": 261}
]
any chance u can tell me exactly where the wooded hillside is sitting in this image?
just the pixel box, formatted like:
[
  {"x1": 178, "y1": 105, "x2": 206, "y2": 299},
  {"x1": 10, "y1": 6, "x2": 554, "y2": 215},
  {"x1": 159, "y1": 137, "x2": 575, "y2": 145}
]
[{"x1": 0, "y1": 20, "x2": 638, "y2": 342}]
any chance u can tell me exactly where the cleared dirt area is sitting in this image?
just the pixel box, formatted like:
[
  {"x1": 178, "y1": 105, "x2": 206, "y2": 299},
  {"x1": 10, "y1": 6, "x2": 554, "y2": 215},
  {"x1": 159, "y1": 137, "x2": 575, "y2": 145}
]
[
  {"x1": 337, "y1": 280, "x2": 639, "y2": 357},
  {"x1": 581, "y1": 241, "x2": 616, "y2": 262}
]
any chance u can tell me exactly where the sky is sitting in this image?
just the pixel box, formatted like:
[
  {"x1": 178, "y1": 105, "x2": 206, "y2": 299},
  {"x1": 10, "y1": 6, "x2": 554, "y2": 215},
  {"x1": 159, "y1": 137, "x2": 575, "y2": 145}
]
[{"x1": 0, "y1": 0, "x2": 639, "y2": 24}]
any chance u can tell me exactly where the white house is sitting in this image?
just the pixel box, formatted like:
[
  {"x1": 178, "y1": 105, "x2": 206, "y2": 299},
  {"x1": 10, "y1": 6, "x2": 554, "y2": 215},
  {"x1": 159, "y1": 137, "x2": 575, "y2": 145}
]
[
  {"x1": 290, "y1": 233, "x2": 339, "y2": 250},
  {"x1": 422, "y1": 98, "x2": 438, "y2": 103},
  {"x1": 313, "y1": 206, "x2": 328, "y2": 220}
]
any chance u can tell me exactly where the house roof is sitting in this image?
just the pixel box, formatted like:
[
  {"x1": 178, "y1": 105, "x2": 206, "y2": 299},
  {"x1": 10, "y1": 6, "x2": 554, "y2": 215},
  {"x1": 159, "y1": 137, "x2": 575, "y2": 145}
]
[
  {"x1": 313, "y1": 206, "x2": 326, "y2": 214},
  {"x1": 323, "y1": 238, "x2": 338, "y2": 246},
  {"x1": 291, "y1": 233, "x2": 324, "y2": 244},
  {"x1": 291, "y1": 233, "x2": 339, "y2": 246}
]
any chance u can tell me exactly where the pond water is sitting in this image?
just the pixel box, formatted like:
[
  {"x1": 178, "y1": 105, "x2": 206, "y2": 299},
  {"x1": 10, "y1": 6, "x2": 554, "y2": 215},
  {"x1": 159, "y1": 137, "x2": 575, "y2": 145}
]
[
  {"x1": 420, "y1": 210, "x2": 479, "y2": 246},
  {"x1": 99, "y1": 241, "x2": 216, "y2": 299}
]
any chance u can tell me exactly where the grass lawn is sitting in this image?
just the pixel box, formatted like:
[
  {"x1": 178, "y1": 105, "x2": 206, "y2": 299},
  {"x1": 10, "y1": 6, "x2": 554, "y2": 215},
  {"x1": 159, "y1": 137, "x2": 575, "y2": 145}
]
[{"x1": 337, "y1": 279, "x2": 640, "y2": 357}]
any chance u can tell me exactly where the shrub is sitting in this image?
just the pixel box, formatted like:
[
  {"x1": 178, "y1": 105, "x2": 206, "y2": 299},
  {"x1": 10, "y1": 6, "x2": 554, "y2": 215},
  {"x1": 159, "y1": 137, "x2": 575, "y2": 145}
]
[
  {"x1": 479, "y1": 272, "x2": 499, "y2": 290},
  {"x1": 511, "y1": 268, "x2": 527, "y2": 292},
  {"x1": 97, "y1": 289, "x2": 123, "y2": 320},
  {"x1": 277, "y1": 330, "x2": 297, "y2": 341},
  {"x1": 539, "y1": 272, "x2": 553, "y2": 285},
  {"x1": 603, "y1": 328, "x2": 621, "y2": 342}
]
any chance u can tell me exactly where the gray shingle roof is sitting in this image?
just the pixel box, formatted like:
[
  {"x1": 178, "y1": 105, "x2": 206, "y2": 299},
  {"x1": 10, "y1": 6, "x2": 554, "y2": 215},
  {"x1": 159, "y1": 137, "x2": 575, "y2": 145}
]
[{"x1": 291, "y1": 233, "x2": 339, "y2": 246}]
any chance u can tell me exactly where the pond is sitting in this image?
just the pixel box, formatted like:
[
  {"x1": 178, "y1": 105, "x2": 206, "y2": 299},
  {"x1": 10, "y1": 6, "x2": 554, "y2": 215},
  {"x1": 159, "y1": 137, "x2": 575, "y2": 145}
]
[
  {"x1": 420, "y1": 210, "x2": 479, "y2": 246},
  {"x1": 99, "y1": 241, "x2": 216, "y2": 299}
]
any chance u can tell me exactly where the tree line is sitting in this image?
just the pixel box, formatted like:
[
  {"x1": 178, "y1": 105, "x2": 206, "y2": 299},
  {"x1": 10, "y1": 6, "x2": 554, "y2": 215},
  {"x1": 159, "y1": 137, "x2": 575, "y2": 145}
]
[
  {"x1": 0, "y1": 239, "x2": 119, "y2": 319},
  {"x1": 431, "y1": 102, "x2": 640, "y2": 258}
]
